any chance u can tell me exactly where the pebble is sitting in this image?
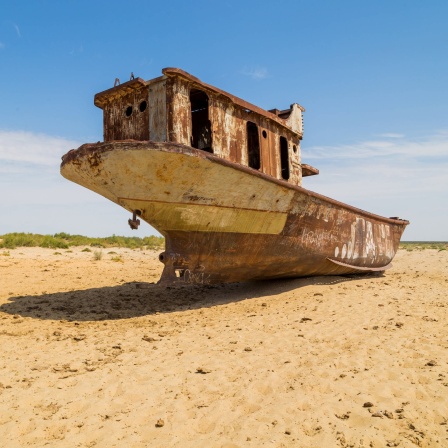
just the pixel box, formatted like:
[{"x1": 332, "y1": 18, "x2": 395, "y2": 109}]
[
  {"x1": 142, "y1": 336, "x2": 157, "y2": 342},
  {"x1": 155, "y1": 419, "x2": 164, "y2": 427},
  {"x1": 336, "y1": 413, "x2": 350, "y2": 420},
  {"x1": 363, "y1": 402, "x2": 374, "y2": 408}
]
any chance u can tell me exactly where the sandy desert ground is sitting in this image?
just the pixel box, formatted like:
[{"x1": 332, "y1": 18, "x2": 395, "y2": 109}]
[{"x1": 0, "y1": 246, "x2": 447, "y2": 447}]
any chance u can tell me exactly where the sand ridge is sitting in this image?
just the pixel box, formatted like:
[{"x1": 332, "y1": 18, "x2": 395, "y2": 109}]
[{"x1": 0, "y1": 247, "x2": 447, "y2": 447}]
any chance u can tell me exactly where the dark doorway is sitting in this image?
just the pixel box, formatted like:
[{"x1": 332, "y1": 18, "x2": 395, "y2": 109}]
[
  {"x1": 190, "y1": 89, "x2": 212, "y2": 153},
  {"x1": 247, "y1": 122, "x2": 261, "y2": 170},
  {"x1": 280, "y1": 136, "x2": 290, "y2": 180}
]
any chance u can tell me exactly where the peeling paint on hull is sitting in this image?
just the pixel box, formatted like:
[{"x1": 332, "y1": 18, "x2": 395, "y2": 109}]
[{"x1": 61, "y1": 141, "x2": 409, "y2": 285}]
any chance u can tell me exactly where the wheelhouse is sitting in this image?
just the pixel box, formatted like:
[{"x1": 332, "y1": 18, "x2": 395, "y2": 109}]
[{"x1": 93, "y1": 68, "x2": 318, "y2": 187}]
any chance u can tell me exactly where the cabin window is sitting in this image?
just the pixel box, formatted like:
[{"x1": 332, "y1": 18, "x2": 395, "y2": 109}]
[
  {"x1": 139, "y1": 100, "x2": 147, "y2": 112},
  {"x1": 190, "y1": 89, "x2": 212, "y2": 153},
  {"x1": 280, "y1": 136, "x2": 290, "y2": 180},
  {"x1": 247, "y1": 122, "x2": 261, "y2": 170}
]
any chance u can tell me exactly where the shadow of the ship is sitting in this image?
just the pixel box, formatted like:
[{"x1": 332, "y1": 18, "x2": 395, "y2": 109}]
[{"x1": 1, "y1": 273, "x2": 381, "y2": 322}]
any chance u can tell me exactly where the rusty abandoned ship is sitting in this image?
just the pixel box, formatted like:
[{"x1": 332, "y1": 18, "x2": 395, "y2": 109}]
[{"x1": 61, "y1": 68, "x2": 409, "y2": 285}]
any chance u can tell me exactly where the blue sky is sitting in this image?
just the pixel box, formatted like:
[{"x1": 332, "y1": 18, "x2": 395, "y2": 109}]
[{"x1": 1, "y1": 0, "x2": 447, "y2": 240}]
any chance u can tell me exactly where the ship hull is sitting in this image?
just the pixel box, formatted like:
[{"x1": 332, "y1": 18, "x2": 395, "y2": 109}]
[{"x1": 61, "y1": 141, "x2": 409, "y2": 285}]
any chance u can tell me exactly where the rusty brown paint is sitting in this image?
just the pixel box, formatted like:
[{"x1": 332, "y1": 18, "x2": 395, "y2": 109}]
[
  {"x1": 301, "y1": 164, "x2": 319, "y2": 177},
  {"x1": 94, "y1": 78, "x2": 147, "y2": 108},
  {"x1": 61, "y1": 68, "x2": 409, "y2": 286},
  {"x1": 102, "y1": 85, "x2": 149, "y2": 141}
]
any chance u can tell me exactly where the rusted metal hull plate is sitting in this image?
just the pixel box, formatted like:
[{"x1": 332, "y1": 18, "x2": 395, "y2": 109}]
[{"x1": 61, "y1": 141, "x2": 409, "y2": 285}]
